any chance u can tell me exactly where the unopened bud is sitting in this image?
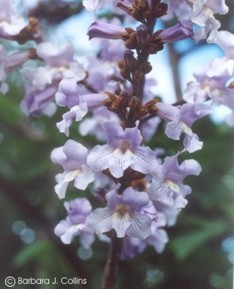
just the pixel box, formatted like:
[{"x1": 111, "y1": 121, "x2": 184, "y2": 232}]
[
  {"x1": 134, "y1": 0, "x2": 148, "y2": 10},
  {"x1": 138, "y1": 61, "x2": 152, "y2": 74},
  {"x1": 124, "y1": 50, "x2": 138, "y2": 71},
  {"x1": 136, "y1": 24, "x2": 149, "y2": 48},
  {"x1": 151, "y1": 2, "x2": 168, "y2": 18},
  {"x1": 118, "y1": 60, "x2": 131, "y2": 81},
  {"x1": 129, "y1": 96, "x2": 141, "y2": 111}
]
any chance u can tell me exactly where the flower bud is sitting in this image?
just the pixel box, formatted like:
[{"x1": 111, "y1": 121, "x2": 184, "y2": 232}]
[
  {"x1": 136, "y1": 24, "x2": 149, "y2": 49},
  {"x1": 159, "y1": 20, "x2": 193, "y2": 43},
  {"x1": 124, "y1": 50, "x2": 138, "y2": 71},
  {"x1": 87, "y1": 21, "x2": 125, "y2": 40}
]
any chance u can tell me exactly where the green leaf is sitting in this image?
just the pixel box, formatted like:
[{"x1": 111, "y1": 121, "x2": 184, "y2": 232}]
[
  {"x1": 170, "y1": 219, "x2": 228, "y2": 261},
  {"x1": 14, "y1": 240, "x2": 53, "y2": 268},
  {"x1": 0, "y1": 95, "x2": 22, "y2": 124}
]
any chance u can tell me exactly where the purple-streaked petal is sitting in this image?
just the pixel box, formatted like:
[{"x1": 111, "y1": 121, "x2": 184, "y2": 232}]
[
  {"x1": 108, "y1": 149, "x2": 134, "y2": 178},
  {"x1": 131, "y1": 146, "x2": 158, "y2": 175},
  {"x1": 87, "y1": 144, "x2": 114, "y2": 172},
  {"x1": 112, "y1": 213, "x2": 131, "y2": 238},
  {"x1": 87, "y1": 208, "x2": 113, "y2": 235},
  {"x1": 149, "y1": 179, "x2": 175, "y2": 207},
  {"x1": 126, "y1": 212, "x2": 151, "y2": 239}
]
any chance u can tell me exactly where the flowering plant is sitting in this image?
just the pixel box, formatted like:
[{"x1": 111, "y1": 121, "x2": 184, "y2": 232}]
[{"x1": 0, "y1": 0, "x2": 233, "y2": 288}]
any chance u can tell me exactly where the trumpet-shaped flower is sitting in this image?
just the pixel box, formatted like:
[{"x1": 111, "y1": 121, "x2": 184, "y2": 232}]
[
  {"x1": 191, "y1": 0, "x2": 228, "y2": 42},
  {"x1": 157, "y1": 102, "x2": 211, "y2": 152},
  {"x1": 55, "y1": 77, "x2": 109, "y2": 136},
  {"x1": 87, "y1": 121, "x2": 158, "y2": 178},
  {"x1": 51, "y1": 140, "x2": 94, "y2": 199},
  {"x1": 183, "y1": 57, "x2": 234, "y2": 126},
  {"x1": 148, "y1": 154, "x2": 201, "y2": 210},
  {"x1": 55, "y1": 198, "x2": 94, "y2": 247},
  {"x1": 0, "y1": 0, "x2": 28, "y2": 38},
  {"x1": 87, "y1": 187, "x2": 151, "y2": 239},
  {"x1": 21, "y1": 42, "x2": 86, "y2": 116}
]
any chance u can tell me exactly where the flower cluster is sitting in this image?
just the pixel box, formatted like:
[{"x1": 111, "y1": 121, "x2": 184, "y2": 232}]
[
  {"x1": 50, "y1": 0, "x2": 232, "y2": 259},
  {"x1": 1, "y1": 0, "x2": 233, "y2": 261}
]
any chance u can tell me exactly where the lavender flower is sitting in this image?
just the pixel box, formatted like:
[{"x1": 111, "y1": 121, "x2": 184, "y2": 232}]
[
  {"x1": 51, "y1": 140, "x2": 94, "y2": 199},
  {"x1": 55, "y1": 198, "x2": 94, "y2": 247},
  {"x1": 21, "y1": 42, "x2": 86, "y2": 116},
  {"x1": 87, "y1": 121, "x2": 158, "y2": 178},
  {"x1": 55, "y1": 77, "x2": 80, "y2": 108},
  {"x1": 183, "y1": 57, "x2": 234, "y2": 126},
  {"x1": 192, "y1": 0, "x2": 228, "y2": 17},
  {"x1": 159, "y1": 20, "x2": 193, "y2": 43},
  {"x1": 79, "y1": 107, "x2": 119, "y2": 141},
  {"x1": 87, "y1": 20, "x2": 125, "y2": 40},
  {"x1": 87, "y1": 187, "x2": 151, "y2": 239},
  {"x1": 0, "y1": 46, "x2": 34, "y2": 93},
  {"x1": 55, "y1": 78, "x2": 109, "y2": 136},
  {"x1": 157, "y1": 102, "x2": 211, "y2": 152},
  {"x1": 147, "y1": 214, "x2": 169, "y2": 253},
  {"x1": 163, "y1": 0, "x2": 228, "y2": 42},
  {"x1": 191, "y1": 0, "x2": 228, "y2": 42},
  {"x1": 21, "y1": 82, "x2": 59, "y2": 116},
  {"x1": 148, "y1": 154, "x2": 202, "y2": 210},
  {"x1": 36, "y1": 42, "x2": 75, "y2": 67},
  {"x1": 56, "y1": 104, "x2": 88, "y2": 136},
  {"x1": 1, "y1": 0, "x2": 233, "y2": 274},
  {"x1": 0, "y1": 0, "x2": 27, "y2": 38}
]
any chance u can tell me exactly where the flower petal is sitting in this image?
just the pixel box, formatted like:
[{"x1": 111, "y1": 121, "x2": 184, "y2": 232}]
[
  {"x1": 87, "y1": 208, "x2": 113, "y2": 235},
  {"x1": 127, "y1": 212, "x2": 151, "y2": 239}
]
